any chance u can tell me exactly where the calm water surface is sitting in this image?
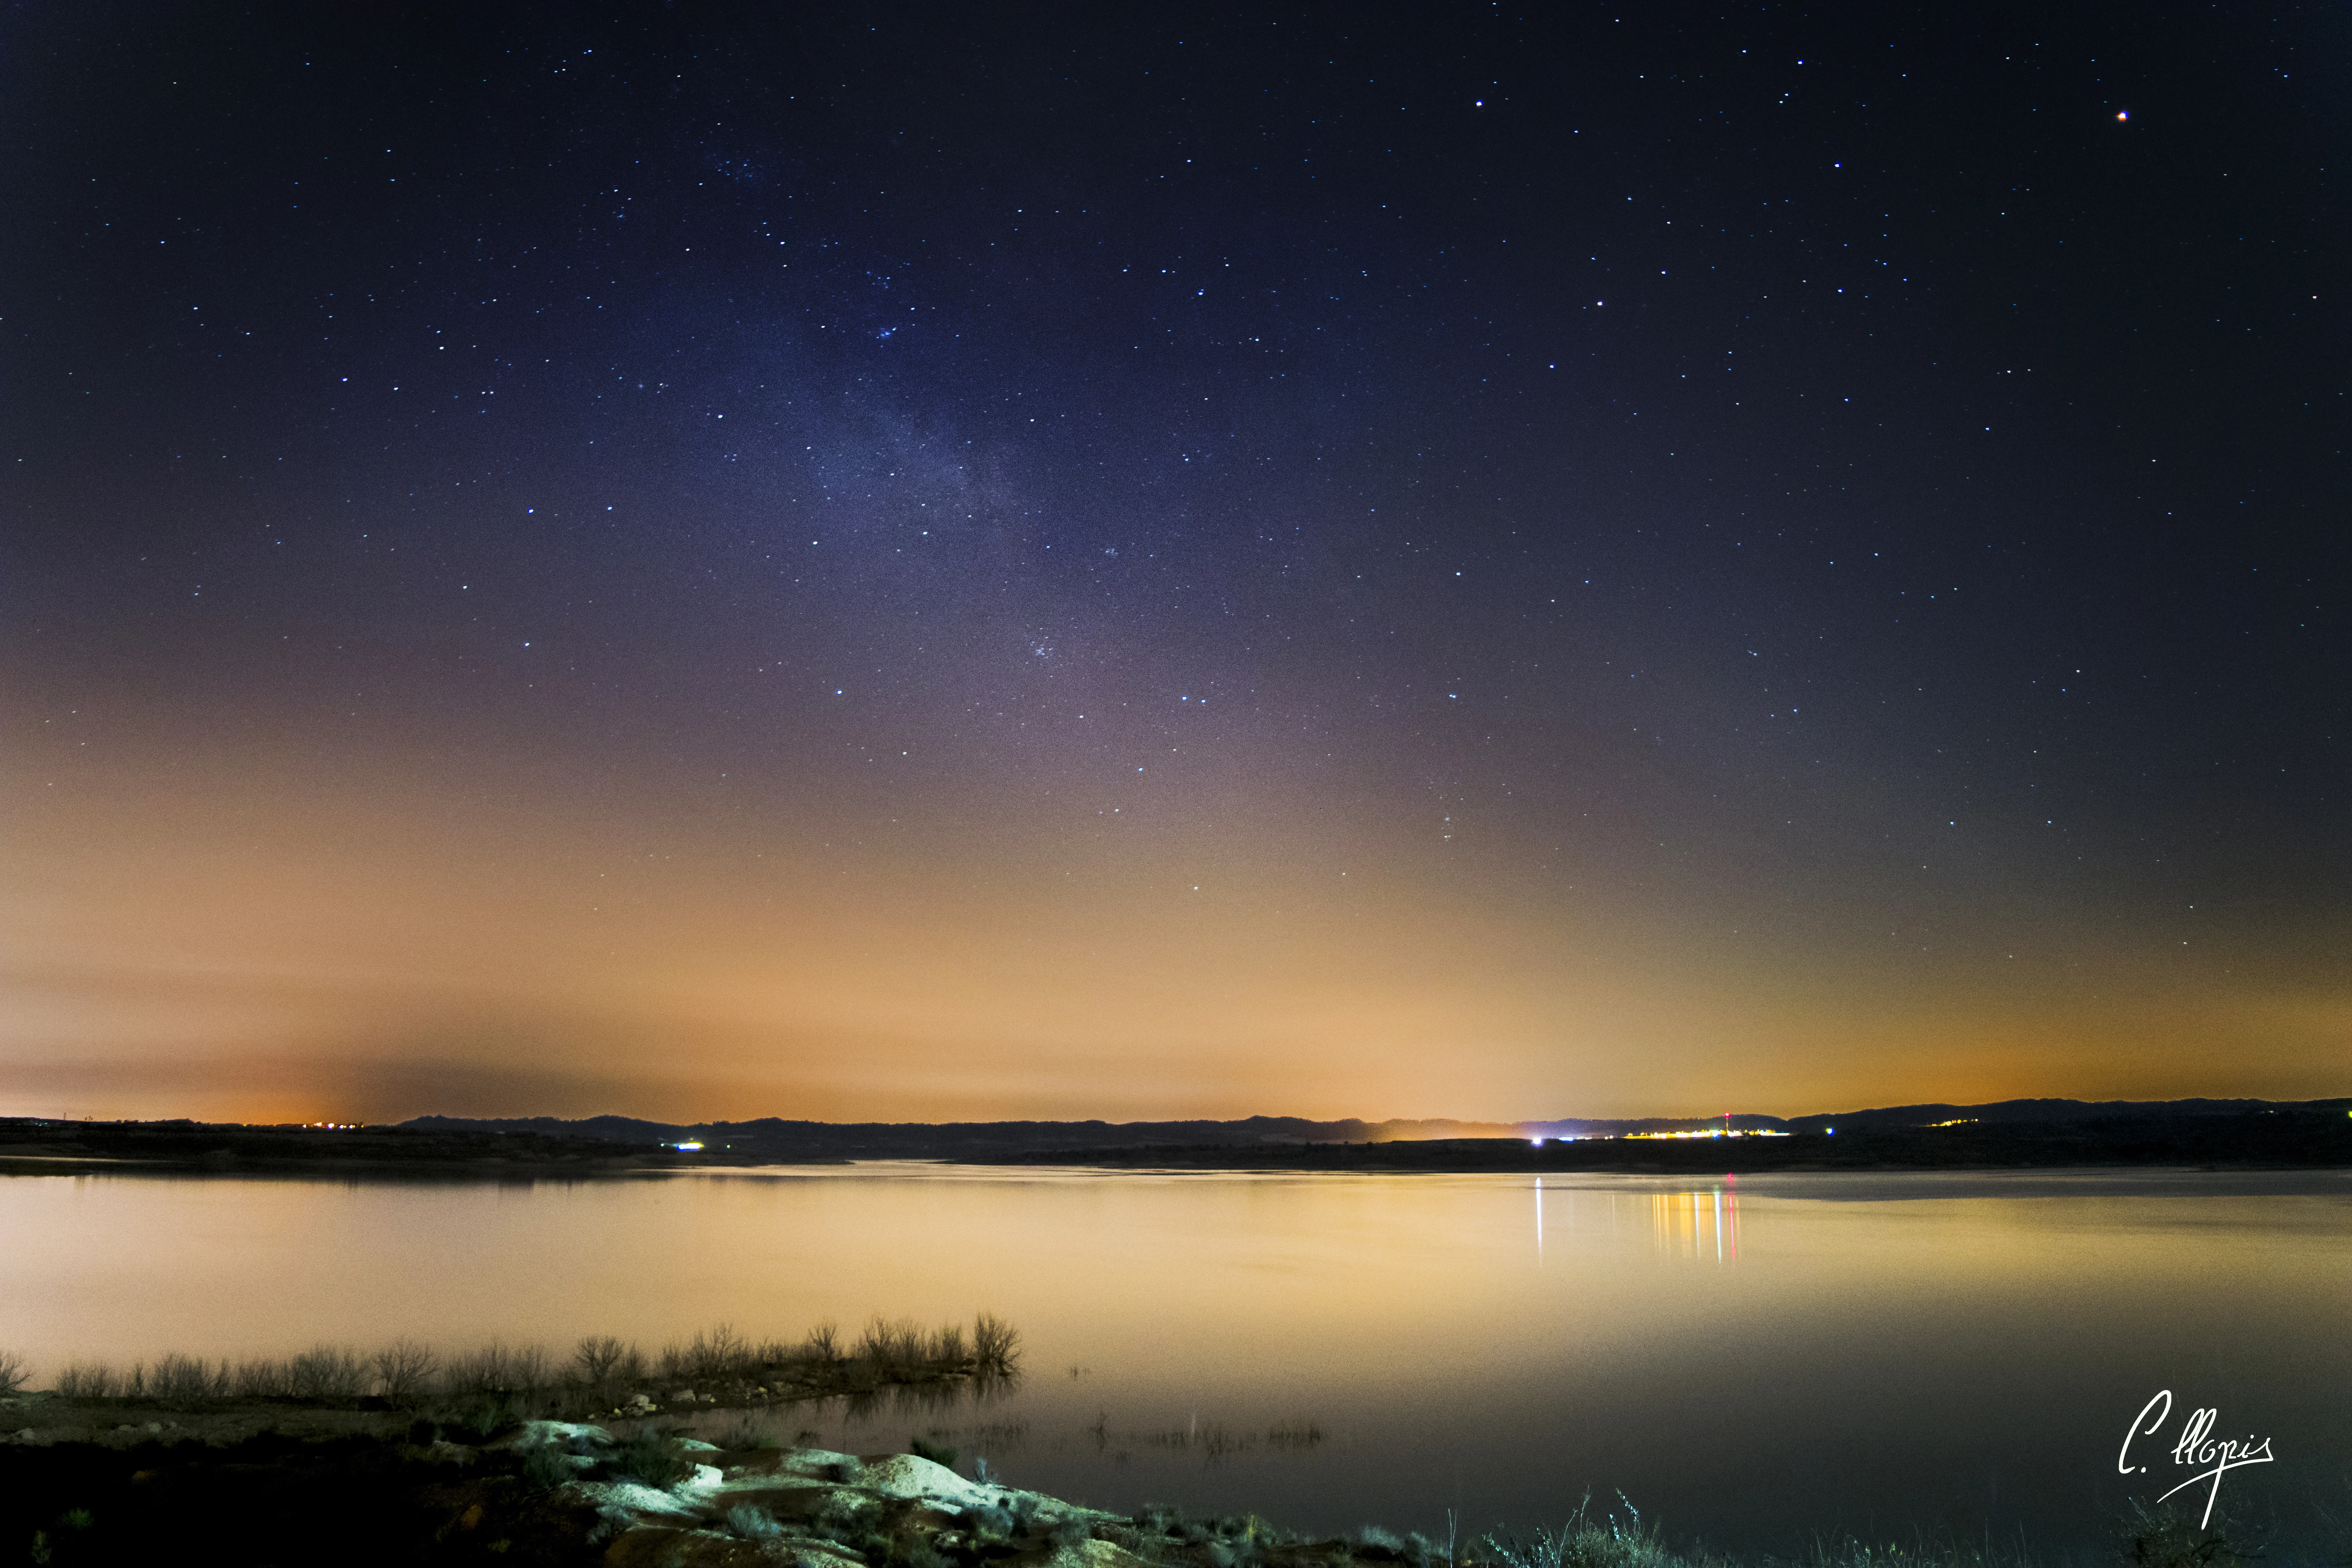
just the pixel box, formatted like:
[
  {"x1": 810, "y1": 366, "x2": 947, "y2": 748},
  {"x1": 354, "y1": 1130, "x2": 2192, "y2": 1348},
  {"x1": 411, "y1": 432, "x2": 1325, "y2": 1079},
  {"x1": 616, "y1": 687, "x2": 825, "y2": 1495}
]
[{"x1": 4, "y1": 1166, "x2": 2347, "y2": 1559}]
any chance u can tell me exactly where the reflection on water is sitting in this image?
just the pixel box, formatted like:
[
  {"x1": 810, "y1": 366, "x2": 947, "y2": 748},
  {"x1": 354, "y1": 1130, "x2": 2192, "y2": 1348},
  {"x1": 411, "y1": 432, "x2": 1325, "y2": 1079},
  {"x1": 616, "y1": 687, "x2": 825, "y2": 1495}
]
[
  {"x1": 1535, "y1": 1180, "x2": 1742, "y2": 1265},
  {"x1": 1648, "y1": 1183, "x2": 1738, "y2": 1263},
  {"x1": 2, "y1": 1166, "x2": 2345, "y2": 1558}
]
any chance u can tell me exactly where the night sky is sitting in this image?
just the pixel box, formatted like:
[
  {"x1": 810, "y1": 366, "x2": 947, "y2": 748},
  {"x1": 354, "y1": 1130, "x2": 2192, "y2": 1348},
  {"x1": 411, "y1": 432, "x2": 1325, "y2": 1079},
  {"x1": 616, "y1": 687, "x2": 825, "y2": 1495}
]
[{"x1": 5, "y1": 4, "x2": 2344, "y2": 1125}]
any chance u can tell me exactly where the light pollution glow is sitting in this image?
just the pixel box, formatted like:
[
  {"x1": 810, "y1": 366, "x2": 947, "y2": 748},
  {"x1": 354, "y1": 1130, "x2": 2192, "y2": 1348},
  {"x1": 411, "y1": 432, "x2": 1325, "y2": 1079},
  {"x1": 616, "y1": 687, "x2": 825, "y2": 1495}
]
[{"x1": 4, "y1": 704, "x2": 2340, "y2": 1125}]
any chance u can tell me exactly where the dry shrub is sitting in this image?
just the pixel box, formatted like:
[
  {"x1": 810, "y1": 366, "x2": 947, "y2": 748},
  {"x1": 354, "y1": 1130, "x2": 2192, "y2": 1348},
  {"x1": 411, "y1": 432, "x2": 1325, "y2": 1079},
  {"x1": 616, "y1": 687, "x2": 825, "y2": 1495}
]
[
  {"x1": 55, "y1": 1362, "x2": 120, "y2": 1399},
  {"x1": 0, "y1": 1348, "x2": 28, "y2": 1395},
  {"x1": 149, "y1": 1354, "x2": 231, "y2": 1403},
  {"x1": 685, "y1": 1323, "x2": 750, "y2": 1382},
  {"x1": 573, "y1": 1334, "x2": 638, "y2": 1389},
  {"x1": 372, "y1": 1339, "x2": 437, "y2": 1405},
  {"x1": 973, "y1": 1312, "x2": 1020, "y2": 1373},
  {"x1": 285, "y1": 1345, "x2": 367, "y2": 1400},
  {"x1": 857, "y1": 1316, "x2": 929, "y2": 1370},
  {"x1": 232, "y1": 1356, "x2": 292, "y2": 1399},
  {"x1": 509, "y1": 1343, "x2": 552, "y2": 1392},
  {"x1": 447, "y1": 1341, "x2": 550, "y2": 1395}
]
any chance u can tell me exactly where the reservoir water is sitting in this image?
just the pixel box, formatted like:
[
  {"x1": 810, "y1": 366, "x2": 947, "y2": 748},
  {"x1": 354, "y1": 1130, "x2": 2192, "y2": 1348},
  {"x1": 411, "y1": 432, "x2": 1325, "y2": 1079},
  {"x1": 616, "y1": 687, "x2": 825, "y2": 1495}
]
[{"x1": 3, "y1": 1165, "x2": 2345, "y2": 1559}]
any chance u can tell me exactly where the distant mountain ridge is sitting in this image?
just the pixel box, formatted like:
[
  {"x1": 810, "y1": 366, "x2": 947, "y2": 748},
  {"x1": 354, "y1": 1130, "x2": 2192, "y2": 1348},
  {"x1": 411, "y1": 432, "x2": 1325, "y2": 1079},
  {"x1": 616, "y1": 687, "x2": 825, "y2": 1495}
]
[{"x1": 400, "y1": 1097, "x2": 2339, "y2": 1160}]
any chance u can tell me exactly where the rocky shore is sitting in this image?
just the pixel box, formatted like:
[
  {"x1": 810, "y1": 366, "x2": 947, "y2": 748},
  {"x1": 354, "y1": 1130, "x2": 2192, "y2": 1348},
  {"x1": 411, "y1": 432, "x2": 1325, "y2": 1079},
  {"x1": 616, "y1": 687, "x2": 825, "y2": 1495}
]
[{"x1": 0, "y1": 1404, "x2": 1368, "y2": 1568}]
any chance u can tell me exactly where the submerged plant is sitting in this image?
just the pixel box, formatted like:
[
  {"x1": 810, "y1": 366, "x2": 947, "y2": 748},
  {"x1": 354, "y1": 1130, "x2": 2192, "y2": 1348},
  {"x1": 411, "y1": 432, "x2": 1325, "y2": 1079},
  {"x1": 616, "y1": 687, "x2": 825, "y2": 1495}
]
[{"x1": 972, "y1": 1312, "x2": 1020, "y2": 1374}]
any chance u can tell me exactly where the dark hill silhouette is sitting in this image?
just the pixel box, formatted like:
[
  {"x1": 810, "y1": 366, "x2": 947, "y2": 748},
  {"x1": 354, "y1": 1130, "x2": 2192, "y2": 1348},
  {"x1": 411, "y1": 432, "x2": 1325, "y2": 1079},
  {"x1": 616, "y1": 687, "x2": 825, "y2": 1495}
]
[{"x1": 398, "y1": 1097, "x2": 2350, "y2": 1167}]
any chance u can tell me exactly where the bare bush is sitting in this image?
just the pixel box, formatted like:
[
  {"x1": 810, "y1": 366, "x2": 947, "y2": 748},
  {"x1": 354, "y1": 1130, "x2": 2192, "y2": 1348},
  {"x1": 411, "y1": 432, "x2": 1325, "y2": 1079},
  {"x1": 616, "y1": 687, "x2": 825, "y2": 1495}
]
[
  {"x1": 285, "y1": 1345, "x2": 367, "y2": 1400},
  {"x1": 973, "y1": 1312, "x2": 1020, "y2": 1373},
  {"x1": 683, "y1": 1323, "x2": 751, "y2": 1383},
  {"x1": 510, "y1": 1343, "x2": 551, "y2": 1393},
  {"x1": 446, "y1": 1340, "x2": 549, "y2": 1395},
  {"x1": 149, "y1": 1354, "x2": 230, "y2": 1403},
  {"x1": 803, "y1": 1320, "x2": 841, "y2": 1362},
  {"x1": 933, "y1": 1323, "x2": 968, "y2": 1365},
  {"x1": 0, "y1": 1348, "x2": 28, "y2": 1395},
  {"x1": 232, "y1": 1356, "x2": 292, "y2": 1399},
  {"x1": 56, "y1": 1362, "x2": 120, "y2": 1398},
  {"x1": 372, "y1": 1339, "x2": 437, "y2": 1405},
  {"x1": 448, "y1": 1342, "x2": 513, "y2": 1394},
  {"x1": 573, "y1": 1335, "x2": 633, "y2": 1388},
  {"x1": 445, "y1": 1342, "x2": 507, "y2": 1395},
  {"x1": 857, "y1": 1316, "x2": 929, "y2": 1370}
]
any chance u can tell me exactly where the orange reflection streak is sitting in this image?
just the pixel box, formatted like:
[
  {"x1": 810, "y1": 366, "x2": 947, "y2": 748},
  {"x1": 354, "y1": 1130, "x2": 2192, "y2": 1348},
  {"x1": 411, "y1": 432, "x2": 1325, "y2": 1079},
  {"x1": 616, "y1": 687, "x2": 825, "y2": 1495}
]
[{"x1": 1650, "y1": 1186, "x2": 1740, "y2": 1265}]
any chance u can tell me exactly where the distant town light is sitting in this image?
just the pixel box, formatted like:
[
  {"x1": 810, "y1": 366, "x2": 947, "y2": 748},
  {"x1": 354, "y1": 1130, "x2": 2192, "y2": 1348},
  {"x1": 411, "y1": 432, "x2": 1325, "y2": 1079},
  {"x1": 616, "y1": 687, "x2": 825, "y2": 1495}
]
[{"x1": 675, "y1": 1141, "x2": 704, "y2": 1151}]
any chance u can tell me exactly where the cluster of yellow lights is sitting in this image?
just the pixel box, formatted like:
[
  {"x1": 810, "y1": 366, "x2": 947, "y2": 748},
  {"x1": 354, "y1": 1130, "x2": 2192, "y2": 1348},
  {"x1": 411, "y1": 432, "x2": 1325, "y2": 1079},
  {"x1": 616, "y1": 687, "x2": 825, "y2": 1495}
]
[
  {"x1": 302, "y1": 1122, "x2": 359, "y2": 1130},
  {"x1": 1623, "y1": 1127, "x2": 1789, "y2": 1140},
  {"x1": 1922, "y1": 1118, "x2": 1979, "y2": 1128}
]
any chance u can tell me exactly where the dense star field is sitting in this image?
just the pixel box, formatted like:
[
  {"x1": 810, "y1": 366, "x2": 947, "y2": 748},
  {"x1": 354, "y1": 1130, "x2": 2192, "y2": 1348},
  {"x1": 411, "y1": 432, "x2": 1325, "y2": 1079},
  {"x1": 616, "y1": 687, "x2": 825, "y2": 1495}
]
[{"x1": 4, "y1": 5, "x2": 2344, "y2": 1122}]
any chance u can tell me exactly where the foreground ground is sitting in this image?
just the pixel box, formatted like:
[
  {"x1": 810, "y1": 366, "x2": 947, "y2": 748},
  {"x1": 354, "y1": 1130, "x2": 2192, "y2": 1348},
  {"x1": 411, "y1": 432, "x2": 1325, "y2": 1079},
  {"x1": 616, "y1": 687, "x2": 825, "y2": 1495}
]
[{"x1": 0, "y1": 1392, "x2": 2289, "y2": 1568}]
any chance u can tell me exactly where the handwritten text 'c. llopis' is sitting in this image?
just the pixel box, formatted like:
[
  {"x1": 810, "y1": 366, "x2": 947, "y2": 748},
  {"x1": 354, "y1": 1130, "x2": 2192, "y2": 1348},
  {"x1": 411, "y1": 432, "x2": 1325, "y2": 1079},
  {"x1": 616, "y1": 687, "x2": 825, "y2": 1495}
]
[{"x1": 2118, "y1": 1390, "x2": 2275, "y2": 1528}]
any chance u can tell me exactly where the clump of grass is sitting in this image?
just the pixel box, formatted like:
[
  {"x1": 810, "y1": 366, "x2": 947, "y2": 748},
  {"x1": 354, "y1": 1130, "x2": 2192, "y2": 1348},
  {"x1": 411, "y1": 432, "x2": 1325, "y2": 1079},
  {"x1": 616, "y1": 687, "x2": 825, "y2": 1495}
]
[
  {"x1": 2116, "y1": 1497, "x2": 2258, "y2": 1568},
  {"x1": 456, "y1": 1394, "x2": 517, "y2": 1438},
  {"x1": 728, "y1": 1504, "x2": 786, "y2": 1541},
  {"x1": 603, "y1": 1431, "x2": 690, "y2": 1489},
  {"x1": 520, "y1": 1443, "x2": 577, "y2": 1491},
  {"x1": 714, "y1": 1412, "x2": 780, "y2": 1450},
  {"x1": 909, "y1": 1434, "x2": 959, "y2": 1468},
  {"x1": 1481, "y1": 1495, "x2": 1677, "y2": 1568}
]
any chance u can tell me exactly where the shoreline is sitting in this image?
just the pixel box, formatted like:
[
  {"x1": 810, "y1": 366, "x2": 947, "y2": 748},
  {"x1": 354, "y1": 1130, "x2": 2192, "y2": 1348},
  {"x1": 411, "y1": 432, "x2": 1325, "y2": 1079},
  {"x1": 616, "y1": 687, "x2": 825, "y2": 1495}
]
[{"x1": 5, "y1": 1107, "x2": 2347, "y2": 1179}]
